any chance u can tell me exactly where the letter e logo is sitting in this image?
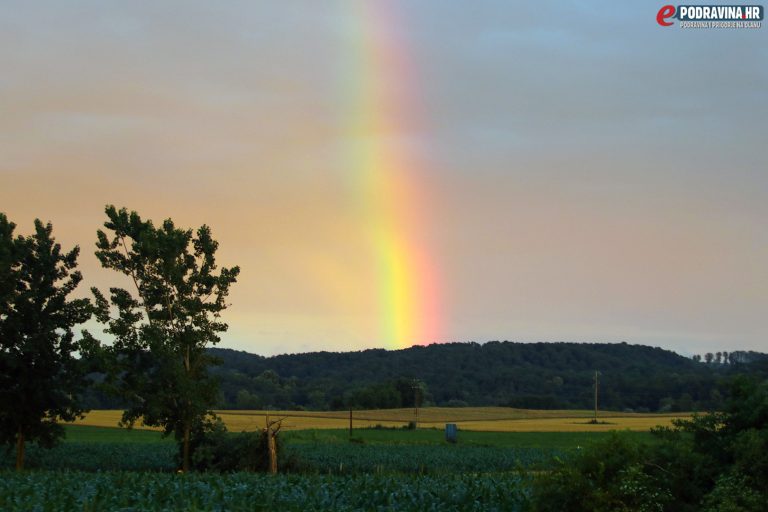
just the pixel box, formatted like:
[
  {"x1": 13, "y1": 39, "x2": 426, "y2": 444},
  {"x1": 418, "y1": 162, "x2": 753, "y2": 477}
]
[{"x1": 657, "y1": 5, "x2": 676, "y2": 26}]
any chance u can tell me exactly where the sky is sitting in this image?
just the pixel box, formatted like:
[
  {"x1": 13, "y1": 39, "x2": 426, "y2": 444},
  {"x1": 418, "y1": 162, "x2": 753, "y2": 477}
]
[{"x1": 1, "y1": 1, "x2": 766, "y2": 357}]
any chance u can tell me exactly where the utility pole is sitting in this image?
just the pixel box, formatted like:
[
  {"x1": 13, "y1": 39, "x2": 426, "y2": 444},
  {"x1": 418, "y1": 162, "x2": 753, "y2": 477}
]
[
  {"x1": 593, "y1": 370, "x2": 600, "y2": 423},
  {"x1": 412, "y1": 380, "x2": 420, "y2": 429}
]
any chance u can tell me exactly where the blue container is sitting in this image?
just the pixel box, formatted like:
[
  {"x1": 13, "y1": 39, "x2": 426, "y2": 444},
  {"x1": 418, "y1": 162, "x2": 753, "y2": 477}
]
[{"x1": 445, "y1": 423, "x2": 458, "y2": 443}]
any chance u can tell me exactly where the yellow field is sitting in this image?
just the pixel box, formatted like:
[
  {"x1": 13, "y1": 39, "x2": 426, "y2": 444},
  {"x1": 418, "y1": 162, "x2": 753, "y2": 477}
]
[{"x1": 71, "y1": 407, "x2": 691, "y2": 433}]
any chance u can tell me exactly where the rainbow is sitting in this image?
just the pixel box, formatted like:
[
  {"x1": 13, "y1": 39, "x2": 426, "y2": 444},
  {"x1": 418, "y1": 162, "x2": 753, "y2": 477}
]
[{"x1": 343, "y1": 1, "x2": 441, "y2": 349}]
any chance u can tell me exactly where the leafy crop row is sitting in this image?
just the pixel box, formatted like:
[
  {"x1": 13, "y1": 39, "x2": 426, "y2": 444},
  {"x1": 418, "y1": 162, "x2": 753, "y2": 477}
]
[
  {"x1": 0, "y1": 471, "x2": 528, "y2": 512},
  {"x1": 283, "y1": 444, "x2": 561, "y2": 474},
  {"x1": 0, "y1": 443, "x2": 177, "y2": 472},
  {"x1": 2, "y1": 442, "x2": 560, "y2": 474}
]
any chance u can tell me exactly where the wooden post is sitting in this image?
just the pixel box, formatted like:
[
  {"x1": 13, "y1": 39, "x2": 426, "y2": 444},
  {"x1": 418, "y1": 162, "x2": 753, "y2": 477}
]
[
  {"x1": 267, "y1": 427, "x2": 277, "y2": 474},
  {"x1": 349, "y1": 409, "x2": 353, "y2": 438},
  {"x1": 265, "y1": 414, "x2": 278, "y2": 474}
]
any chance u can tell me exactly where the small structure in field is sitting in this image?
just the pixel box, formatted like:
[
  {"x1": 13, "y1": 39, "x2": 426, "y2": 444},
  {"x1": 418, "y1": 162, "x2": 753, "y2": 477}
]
[{"x1": 445, "y1": 423, "x2": 458, "y2": 443}]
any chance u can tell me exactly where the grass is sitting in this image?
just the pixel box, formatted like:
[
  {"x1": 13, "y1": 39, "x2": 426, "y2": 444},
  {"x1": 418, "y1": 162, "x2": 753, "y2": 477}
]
[
  {"x1": 70, "y1": 407, "x2": 691, "y2": 433},
  {"x1": 62, "y1": 424, "x2": 655, "y2": 452},
  {"x1": 63, "y1": 425, "x2": 170, "y2": 443},
  {"x1": 284, "y1": 428, "x2": 655, "y2": 449}
]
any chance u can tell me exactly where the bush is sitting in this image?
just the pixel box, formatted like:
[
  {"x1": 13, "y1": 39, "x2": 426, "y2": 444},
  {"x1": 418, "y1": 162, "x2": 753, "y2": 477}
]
[
  {"x1": 187, "y1": 417, "x2": 275, "y2": 472},
  {"x1": 529, "y1": 376, "x2": 768, "y2": 512},
  {"x1": 701, "y1": 472, "x2": 766, "y2": 512},
  {"x1": 529, "y1": 433, "x2": 671, "y2": 512}
]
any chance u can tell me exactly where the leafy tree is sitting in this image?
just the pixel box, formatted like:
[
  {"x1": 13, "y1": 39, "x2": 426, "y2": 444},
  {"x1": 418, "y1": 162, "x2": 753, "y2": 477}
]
[
  {"x1": 0, "y1": 215, "x2": 96, "y2": 470},
  {"x1": 0, "y1": 214, "x2": 17, "y2": 311},
  {"x1": 235, "y1": 389, "x2": 261, "y2": 409},
  {"x1": 529, "y1": 375, "x2": 768, "y2": 511},
  {"x1": 346, "y1": 382, "x2": 401, "y2": 410},
  {"x1": 529, "y1": 432, "x2": 674, "y2": 512},
  {"x1": 93, "y1": 206, "x2": 239, "y2": 471}
]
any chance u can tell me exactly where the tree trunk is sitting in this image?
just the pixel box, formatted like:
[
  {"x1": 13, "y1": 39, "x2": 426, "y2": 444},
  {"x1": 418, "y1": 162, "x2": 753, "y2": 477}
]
[
  {"x1": 181, "y1": 344, "x2": 191, "y2": 474},
  {"x1": 267, "y1": 426, "x2": 277, "y2": 474},
  {"x1": 15, "y1": 426, "x2": 25, "y2": 471},
  {"x1": 182, "y1": 422, "x2": 190, "y2": 472}
]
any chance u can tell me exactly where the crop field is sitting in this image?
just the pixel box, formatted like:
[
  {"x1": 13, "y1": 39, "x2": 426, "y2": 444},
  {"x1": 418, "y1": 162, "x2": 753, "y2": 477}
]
[
  {"x1": 0, "y1": 442, "x2": 177, "y2": 472},
  {"x1": 6, "y1": 412, "x2": 689, "y2": 510},
  {"x1": 1, "y1": 425, "x2": 662, "y2": 510},
  {"x1": 281, "y1": 443, "x2": 560, "y2": 474},
  {"x1": 3, "y1": 425, "x2": 655, "y2": 474},
  {"x1": 71, "y1": 407, "x2": 691, "y2": 432},
  {"x1": 62, "y1": 424, "x2": 654, "y2": 448},
  {"x1": 286, "y1": 427, "x2": 656, "y2": 447},
  {"x1": 0, "y1": 471, "x2": 529, "y2": 512},
  {"x1": 3, "y1": 425, "x2": 568, "y2": 473}
]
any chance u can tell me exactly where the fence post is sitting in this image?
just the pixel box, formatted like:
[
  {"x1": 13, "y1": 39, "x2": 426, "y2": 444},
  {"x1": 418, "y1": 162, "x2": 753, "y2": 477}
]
[
  {"x1": 265, "y1": 413, "x2": 277, "y2": 474},
  {"x1": 267, "y1": 427, "x2": 277, "y2": 474}
]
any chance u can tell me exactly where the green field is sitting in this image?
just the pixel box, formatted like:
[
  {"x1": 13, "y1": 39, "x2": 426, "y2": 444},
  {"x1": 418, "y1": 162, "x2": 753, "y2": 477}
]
[
  {"x1": 0, "y1": 471, "x2": 529, "y2": 512},
  {"x1": 63, "y1": 423, "x2": 655, "y2": 450},
  {"x1": 1, "y1": 425, "x2": 655, "y2": 510},
  {"x1": 284, "y1": 426, "x2": 655, "y2": 449},
  {"x1": 2, "y1": 425, "x2": 654, "y2": 473},
  {"x1": 63, "y1": 425, "x2": 172, "y2": 443}
]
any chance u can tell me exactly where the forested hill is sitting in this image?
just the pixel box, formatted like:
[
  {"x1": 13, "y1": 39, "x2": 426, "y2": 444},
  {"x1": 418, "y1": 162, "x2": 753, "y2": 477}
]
[{"x1": 207, "y1": 342, "x2": 767, "y2": 412}]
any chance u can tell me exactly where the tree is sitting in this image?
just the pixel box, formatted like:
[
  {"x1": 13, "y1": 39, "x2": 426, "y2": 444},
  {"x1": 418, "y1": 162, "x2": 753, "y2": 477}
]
[
  {"x1": 529, "y1": 375, "x2": 768, "y2": 511},
  {"x1": 705, "y1": 352, "x2": 714, "y2": 364},
  {"x1": 0, "y1": 215, "x2": 96, "y2": 470},
  {"x1": 0, "y1": 214, "x2": 17, "y2": 312},
  {"x1": 93, "y1": 206, "x2": 239, "y2": 471},
  {"x1": 235, "y1": 389, "x2": 261, "y2": 409}
]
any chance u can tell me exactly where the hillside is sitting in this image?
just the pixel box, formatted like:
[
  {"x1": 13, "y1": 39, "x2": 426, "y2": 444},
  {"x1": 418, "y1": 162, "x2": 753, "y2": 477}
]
[{"x1": 208, "y1": 342, "x2": 766, "y2": 412}]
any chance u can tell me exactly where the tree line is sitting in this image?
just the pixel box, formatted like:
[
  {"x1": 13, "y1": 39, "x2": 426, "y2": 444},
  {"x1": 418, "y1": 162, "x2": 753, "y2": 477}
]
[
  {"x1": 691, "y1": 350, "x2": 765, "y2": 365},
  {"x1": 82, "y1": 342, "x2": 768, "y2": 414},
  {"x1": 0, "y1": 207, "x2": 238, "y2": 471},
  {"x1": 196, "y1": 343, "x2": 766, "y2": 413}
]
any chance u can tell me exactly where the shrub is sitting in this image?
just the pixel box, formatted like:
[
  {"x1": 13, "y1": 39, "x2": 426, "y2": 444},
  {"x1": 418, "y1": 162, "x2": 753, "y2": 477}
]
[
  {"x1": 187, "y1": 417, "x2": 275, "y2": 472},
  {"x1": 701, "y1": 471, "x2": 766, "y2": 512},
  {"x1": 529, "y1": 433, "x2": 671, "y2": 512},
  {"x1": 529, "y1": 376, "x2": 768, "y2": 512}
]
